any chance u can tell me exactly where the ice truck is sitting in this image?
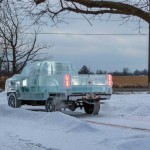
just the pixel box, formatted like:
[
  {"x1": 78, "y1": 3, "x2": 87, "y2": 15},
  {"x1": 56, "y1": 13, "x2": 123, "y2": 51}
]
[{"x1": 5, "y1": 61, "x2": 113, "y2": 115}]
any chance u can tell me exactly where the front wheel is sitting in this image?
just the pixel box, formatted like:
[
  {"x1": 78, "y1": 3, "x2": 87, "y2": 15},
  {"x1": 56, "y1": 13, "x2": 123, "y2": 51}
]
[
  {"x1": 45, "y1": 98, "x2": 56, "y2": 112},
  {"x1": 84, "y1": 102, "x2": 100, "y2": 115},
  {"x1": 8, "y1": 93, "x2": 21, "y2": 108}
]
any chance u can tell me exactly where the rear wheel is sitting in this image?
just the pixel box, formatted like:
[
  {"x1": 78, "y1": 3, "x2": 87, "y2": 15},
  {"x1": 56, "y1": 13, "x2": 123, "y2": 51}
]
[
  {"x1": 8, "y1": 93, "x2": 21, "y2": 108},
  {"x1": 68, "y1": 102, "x2": 76, "y2": 111},
  {"x1": 45, "y1": 98, "x2": 56, "y2": 112},
  {"x1": 84, "y1": 102, "x2": 100, "y2": 115}
]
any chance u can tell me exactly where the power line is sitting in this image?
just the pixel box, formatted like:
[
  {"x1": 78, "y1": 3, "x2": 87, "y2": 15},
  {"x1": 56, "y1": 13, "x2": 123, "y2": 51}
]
[
  {"x1": 33, "y1": 16, "x2": 146, "y2": 22},
  {"x1": 23, "y1": 32, "x2": 148, "y2": 36},
  {"x1": 61, "y1": 17, "x2": 145, "y2": 23},
  {"x1": 19, "y1": 14, "x2": 146, "y2": 22}
]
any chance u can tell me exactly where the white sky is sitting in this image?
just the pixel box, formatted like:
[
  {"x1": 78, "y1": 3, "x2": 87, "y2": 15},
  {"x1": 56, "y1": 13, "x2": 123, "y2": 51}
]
[{"x1": 30, "y1": 13, "x2": 149, "y2": 73}]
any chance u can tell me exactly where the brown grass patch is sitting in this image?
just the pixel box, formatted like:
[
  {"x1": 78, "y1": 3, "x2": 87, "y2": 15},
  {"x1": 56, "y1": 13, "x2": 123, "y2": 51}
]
[
  {"x1": 0, "y1": 76, "x2": 8, "y2": 89},
  {"x1": 113, "y1": 76, "x2": 148, "y2": 88}
]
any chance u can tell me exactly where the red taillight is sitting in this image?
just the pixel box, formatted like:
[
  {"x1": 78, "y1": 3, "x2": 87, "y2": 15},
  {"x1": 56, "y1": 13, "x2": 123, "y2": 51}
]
[
  {"x1": 64, "y1": 74, "x2": 71, "y2": 88},
  {"x1": 108, "y1": 74, "x2": 113, "y2": 87}
]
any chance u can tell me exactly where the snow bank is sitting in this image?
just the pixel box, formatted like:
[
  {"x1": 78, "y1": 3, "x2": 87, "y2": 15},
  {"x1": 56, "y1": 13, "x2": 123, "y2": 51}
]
[
  {"x1": 0, "y1": 91, "x2": 98, "y2": 134},
  {"x1": 0, "y1": 104, "x2": 98, "y2": 133},
  {"x1": 1, "y1": 91, "x2": 150, "y2": 150},
  {"x1": 0, "y1": 96, "x2": 100, "y2": 150}
]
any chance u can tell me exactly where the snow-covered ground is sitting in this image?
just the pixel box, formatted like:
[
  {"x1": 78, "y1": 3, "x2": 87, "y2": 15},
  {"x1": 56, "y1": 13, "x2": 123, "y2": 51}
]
[{"x1": 0, "y1": 91, "x2": 150, "y2": 150}]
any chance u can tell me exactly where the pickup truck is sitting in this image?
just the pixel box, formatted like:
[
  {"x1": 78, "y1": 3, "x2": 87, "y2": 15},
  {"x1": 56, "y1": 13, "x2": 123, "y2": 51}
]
[{"x1": 5, "y1": 61, "x2": 113, "y2": 115}]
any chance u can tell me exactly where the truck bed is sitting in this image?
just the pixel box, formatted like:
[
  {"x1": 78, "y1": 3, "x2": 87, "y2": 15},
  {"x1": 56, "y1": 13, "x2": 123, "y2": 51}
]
[{"x1": 72, "y1": 75, "x2": 112, "y2": 94}]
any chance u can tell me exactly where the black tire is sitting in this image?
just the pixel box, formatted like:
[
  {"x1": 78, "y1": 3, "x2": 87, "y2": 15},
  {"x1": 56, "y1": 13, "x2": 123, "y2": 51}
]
[
  {"x1": 93, "y1": 102, "x2": 100, "y2": 115},
  {"x1": 8, "y1": 93, "x2": 21, "y2": 108},
  {"x1": 68, "y1": 102, "x2": 76, "y2": 111},
  {"x1": 84, "y1": 102, "x2": 100, "y2": 115},
  {"x1": 45, "y1": 98, "x2": 56, "y2": 112}
]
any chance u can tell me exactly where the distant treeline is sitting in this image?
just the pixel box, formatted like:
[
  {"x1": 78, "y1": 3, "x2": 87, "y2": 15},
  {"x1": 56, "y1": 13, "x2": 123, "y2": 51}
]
[
  {"x1": 78, "y1": 65, "x2": 148, "y2": 76},
  {"x1": 0, "y1": 65, "x2": 148, "y2": 77}
]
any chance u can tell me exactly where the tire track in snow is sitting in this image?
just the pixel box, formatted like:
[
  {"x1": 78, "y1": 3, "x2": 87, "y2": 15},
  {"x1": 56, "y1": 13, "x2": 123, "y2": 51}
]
[{"x1": 85, "y1": 120, "x2": 150, "y2": 132}]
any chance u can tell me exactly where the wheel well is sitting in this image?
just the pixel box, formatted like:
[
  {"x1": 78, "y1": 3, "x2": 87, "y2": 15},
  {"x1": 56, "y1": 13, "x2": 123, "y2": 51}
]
[{"x1": 7, "y1": 92, "x2": 16, "y2": 96}]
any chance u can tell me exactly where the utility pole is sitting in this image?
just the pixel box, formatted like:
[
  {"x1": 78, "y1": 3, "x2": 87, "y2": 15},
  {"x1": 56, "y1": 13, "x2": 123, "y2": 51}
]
[{"x1": 149, "y1": 0, "x2": 150, "y2": 87}]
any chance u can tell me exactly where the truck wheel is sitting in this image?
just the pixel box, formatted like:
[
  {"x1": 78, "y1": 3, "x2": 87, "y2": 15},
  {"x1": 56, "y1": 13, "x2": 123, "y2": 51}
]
[
  {"x1": 45, "y1": 98, "x2": 56, "y2": 112},
  {"x1": 84, "y1": 102, "x2": 100, "y2": 115},
  {"x1": 8, "y1": 93, "x2": 21, "y2": 108},
  {"x1": 93, "y1": 102, "x2": 100, "y2": 115},
  {"x1": 68, "y1": 102, "x2": 76, "y2": 111}
]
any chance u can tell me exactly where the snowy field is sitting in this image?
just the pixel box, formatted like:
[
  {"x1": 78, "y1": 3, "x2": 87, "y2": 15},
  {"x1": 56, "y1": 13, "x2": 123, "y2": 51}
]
[{"x1": 0, "y1": 91, "x2": 150, "y2": 150}]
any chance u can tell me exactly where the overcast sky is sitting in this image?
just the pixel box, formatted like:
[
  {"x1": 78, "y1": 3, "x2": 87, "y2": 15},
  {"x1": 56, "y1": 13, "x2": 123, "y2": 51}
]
[{"x1": 33, "y1": 13, "x2": 149, "y2": 73}]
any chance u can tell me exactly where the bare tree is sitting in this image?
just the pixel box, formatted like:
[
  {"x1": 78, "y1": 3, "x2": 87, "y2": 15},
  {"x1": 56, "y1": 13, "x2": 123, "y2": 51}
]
[
  {"x1": 0, "y1": 37, "x2": 10, "y2": 75},
  {"x1": 0, "y1": 0, "x2": 51, "y2": 75},
  {"x1": 28, "y1": 0, "x2": 150, "y2": 24}
]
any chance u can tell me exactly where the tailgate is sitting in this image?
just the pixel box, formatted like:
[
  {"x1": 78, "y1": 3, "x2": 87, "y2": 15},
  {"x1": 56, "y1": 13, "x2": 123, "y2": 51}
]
[{"x1": 71, "y1": 74, "x2": 112, "y2": 94}]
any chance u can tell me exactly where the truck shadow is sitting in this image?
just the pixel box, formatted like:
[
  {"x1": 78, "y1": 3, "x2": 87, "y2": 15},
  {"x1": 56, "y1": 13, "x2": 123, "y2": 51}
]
[{"x1": 25, "y1": 107, "x2": 100, "y2": 119}]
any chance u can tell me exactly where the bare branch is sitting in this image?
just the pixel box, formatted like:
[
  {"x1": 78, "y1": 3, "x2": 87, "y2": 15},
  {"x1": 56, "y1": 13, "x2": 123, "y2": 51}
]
[{"x1": 32, "y1": 0, "x2": 150, "y2": 23}]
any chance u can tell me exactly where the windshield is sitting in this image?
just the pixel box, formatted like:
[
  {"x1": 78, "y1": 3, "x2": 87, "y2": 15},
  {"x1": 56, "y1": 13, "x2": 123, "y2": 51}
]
[{"x1": 21, "y1": 62, "x2": 41, "y2": 76}]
